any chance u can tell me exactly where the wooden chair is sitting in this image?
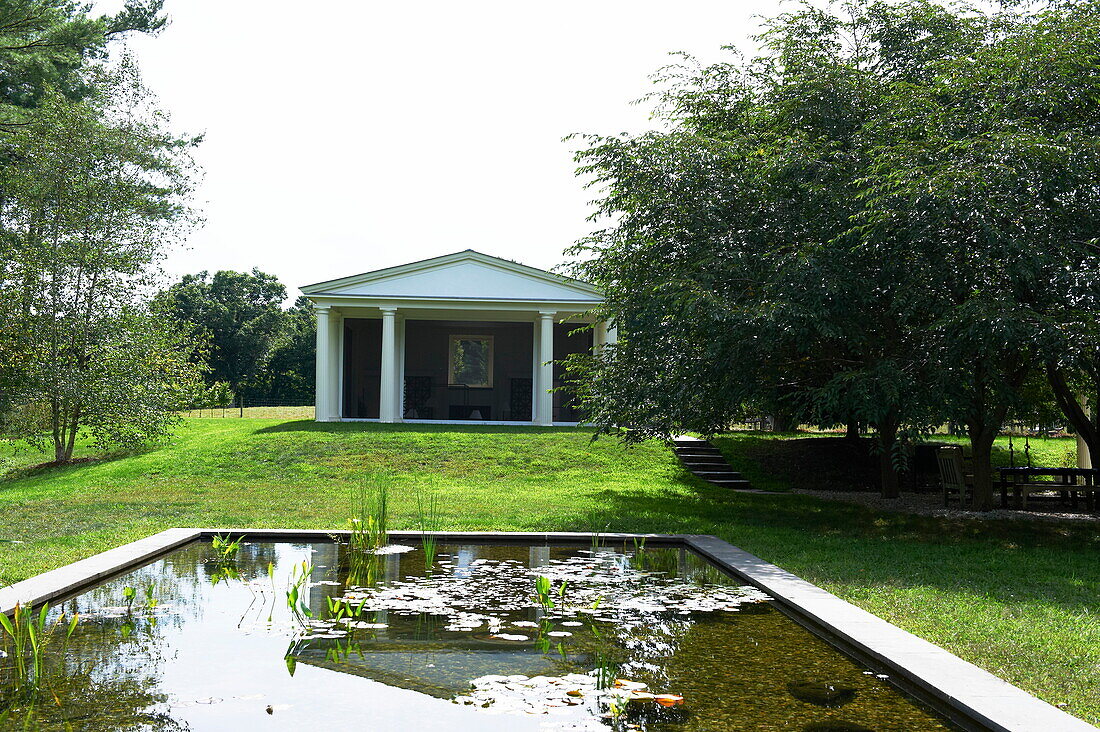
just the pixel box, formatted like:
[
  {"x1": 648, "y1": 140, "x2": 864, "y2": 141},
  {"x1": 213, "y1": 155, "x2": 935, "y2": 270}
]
[{"x1": 937, "y1": 446, "x2": 972, "y2": 507}]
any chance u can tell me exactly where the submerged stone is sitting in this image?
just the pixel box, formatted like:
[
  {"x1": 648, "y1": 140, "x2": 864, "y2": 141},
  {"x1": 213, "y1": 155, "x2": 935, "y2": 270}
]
[{"x1": 787, "y1": 680, "x2": 858, "y2": 708}]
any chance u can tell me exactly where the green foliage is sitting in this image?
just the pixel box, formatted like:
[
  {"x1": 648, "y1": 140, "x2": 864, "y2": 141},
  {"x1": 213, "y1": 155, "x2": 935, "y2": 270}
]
[
  {"x1": 565, "y1": 0, "x2": 1100, "y2": 506},
  {"x1": 286, "y1": 561, "x2": 314, "y2": 622},
  {"x1": 0, "y1": 602, "x2": 78, "y2": 708},
  {"x1": 156, "y1": 269, "x2": 290, "y2": 406},
  {"x1": 414, "y1": 480, "x2": 442, "y2": 569},
  {"x1": 349, "y1": 475, "x2": 391, "y2": 553},
  {"x1": 0, "y1": 0, "x2": 165, "y2": 122},
  {"x1": 211, "y1": 533, "x2": 242, "y2": 563},
  {"x1": 0, "y1": 58, "x2": 203, "y2": 462}
]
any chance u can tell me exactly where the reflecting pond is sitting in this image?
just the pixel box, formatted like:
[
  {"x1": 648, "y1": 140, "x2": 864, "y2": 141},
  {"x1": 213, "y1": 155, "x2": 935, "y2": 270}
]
[{"x1": 0, "y1": 540, "x2": 963, "y2": 730}]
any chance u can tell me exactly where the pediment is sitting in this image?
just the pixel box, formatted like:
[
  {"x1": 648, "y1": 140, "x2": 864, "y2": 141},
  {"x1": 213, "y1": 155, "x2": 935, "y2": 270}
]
[{"x1": 301, "y1": 251, "x2": 601, "y2": 303}]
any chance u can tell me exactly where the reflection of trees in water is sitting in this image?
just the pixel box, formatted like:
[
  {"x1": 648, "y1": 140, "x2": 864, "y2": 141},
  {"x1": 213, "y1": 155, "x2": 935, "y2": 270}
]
[
  {"x1": 1, "y1": 670, "x2": 190, "y2": 731},
  {"x1": 1, "y1": 612, "x2": 186, "y2": 731},
  {"x1": 4, "y1": 540, "x2": 298, "y2": 730}
]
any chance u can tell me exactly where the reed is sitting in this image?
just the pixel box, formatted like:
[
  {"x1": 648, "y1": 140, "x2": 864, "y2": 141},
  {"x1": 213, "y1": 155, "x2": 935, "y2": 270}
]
[
  {"x1": 349, "y1": 474, "x2": 391, "y2": 553},
  {"x1": 0, "y1": 602, "x2": 78, "y2": 700},
  {"x1": 414, "y1": 480, "x2": 443, "y2": 570}
]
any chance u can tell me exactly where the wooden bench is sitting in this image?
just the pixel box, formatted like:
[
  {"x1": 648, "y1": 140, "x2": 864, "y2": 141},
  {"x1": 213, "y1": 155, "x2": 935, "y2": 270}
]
[{"x1": 998, "y1": 467, "x2": 1099, "y2": 512}]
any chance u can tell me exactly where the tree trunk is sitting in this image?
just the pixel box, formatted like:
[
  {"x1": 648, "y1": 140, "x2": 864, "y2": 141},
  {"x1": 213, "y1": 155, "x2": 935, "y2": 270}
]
[
  {"x1": 967, "y1": 425, "x2": 998, "y2": 511},
  {"x1": 64, "y1": 408, "x2": 80, "y2": 462},
  {"x1": 845, "y1": 419, "x2": 860, "y2": 441},
  {"x1": 772, "y1": 410, "x2": 796, "y2": 432},
  {"x1": 874, "y1": 415, "x2": 901, "y2": 498},
  {"x1": 1046, "y1": 365, "x2": 1099, "y2": 463}
]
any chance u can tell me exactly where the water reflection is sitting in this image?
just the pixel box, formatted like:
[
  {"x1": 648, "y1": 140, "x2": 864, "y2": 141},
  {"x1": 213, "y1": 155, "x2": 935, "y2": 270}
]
[{"x1": 0, "y1": 541, "x2": 960, "y2": 731}]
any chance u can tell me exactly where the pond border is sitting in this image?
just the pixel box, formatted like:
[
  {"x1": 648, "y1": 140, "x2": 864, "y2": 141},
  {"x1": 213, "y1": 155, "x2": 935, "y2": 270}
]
[{"x1": 1, "y1": 528, "x2": 1093, "y2": 732}]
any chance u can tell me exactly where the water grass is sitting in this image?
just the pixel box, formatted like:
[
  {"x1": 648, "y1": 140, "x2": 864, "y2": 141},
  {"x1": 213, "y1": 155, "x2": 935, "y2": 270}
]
[
  {"x1": 349, "y1": 473, "x2": 391, "y2": 553},
  {"x1": 211, "y1": 533, "x2": 242, "y2": 562},
  {"x1": 414, "y1": 480, "x2": 443, "y2": 570},
  {"x1": 0, "y1": 602, "x2": 78, "y2": 704}
]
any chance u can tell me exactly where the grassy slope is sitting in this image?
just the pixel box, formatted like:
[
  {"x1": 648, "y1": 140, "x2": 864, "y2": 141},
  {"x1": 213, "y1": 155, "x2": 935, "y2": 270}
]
[{"x1": 1, "y1": 420, "x2": 1098, "y2": 724}]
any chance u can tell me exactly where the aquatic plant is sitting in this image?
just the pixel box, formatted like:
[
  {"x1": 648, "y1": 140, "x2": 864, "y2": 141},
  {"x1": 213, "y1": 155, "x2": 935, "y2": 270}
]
[
  {"x1": 588, "y1": 510, "x2": 611, "y2": 553},
  {"x1": 414, "y1": 481, "x2": 442, "y2": 569},
  {"x1": 286, "y1": 561, "x2": 315, "y2": 622},
  {"x1": 325, "y1": 596, "x2": 368, "y2": 621},
  {"x1": 346, "y1": 550, "x2": 382, "y2": 588},
  {"x1": 0, "y1": 602, "x2": 78, "y2": 700},
  {"x1": 532, "y1": 575, "x2": 567, "y2": 611},
  {"x1": 122, "y1": 586, "x2": 137, "y2": 614},
  {"x1": 211, "y1": 533, "x2": 243, "y2": 562},
  {"x1": 349, "y1": 475, "x2": 391, "y2": 553},
  {"x1": 143, "y1": 584, "x2": 159, "y2": 610}
]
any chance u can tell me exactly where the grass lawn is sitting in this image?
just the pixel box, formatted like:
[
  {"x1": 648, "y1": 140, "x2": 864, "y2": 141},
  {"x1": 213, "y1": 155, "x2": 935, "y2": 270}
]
[{"x1": 2, "y1": 419, "x2": 1098, "y2": 724}]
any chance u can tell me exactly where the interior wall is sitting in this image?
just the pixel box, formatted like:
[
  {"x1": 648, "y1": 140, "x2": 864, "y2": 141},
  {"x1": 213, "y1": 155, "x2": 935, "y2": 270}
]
[
  {"x1": 343, "y1": 318, "x2": 381, "y2": 418},
  {"x1": 553, "y1": 323, "x2": 593, "y2": 422},
  {"x1": 403, "y1": 320, "x2": 533, "y2": 421}
]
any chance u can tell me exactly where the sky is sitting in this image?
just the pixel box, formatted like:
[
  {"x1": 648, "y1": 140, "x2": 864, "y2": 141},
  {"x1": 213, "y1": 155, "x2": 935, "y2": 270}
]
[{"x1": 95, "y1": 0, "x2": 779, "y2": 300}]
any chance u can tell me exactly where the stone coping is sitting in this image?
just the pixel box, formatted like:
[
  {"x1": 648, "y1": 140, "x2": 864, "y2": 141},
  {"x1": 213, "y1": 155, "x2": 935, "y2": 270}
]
[{"x1": 1, "y1": 529, "x2": 1093, "y2": 732}]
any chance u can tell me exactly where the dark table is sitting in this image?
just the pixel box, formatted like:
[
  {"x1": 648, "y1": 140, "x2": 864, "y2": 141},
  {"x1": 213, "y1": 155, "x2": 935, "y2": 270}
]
[{"x1": 997, "y1": 467, "x2": 1098, "y2": 512}]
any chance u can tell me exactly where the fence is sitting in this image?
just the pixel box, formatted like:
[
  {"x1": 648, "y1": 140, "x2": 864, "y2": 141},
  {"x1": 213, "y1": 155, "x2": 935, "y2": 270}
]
[{"x1": 181, "y1": 399, "x2": 314, "y2": 419}]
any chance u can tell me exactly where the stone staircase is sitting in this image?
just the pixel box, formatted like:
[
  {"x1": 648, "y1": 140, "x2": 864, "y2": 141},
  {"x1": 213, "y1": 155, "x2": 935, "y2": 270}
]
[{"x1": 673, "y1": 436, "x2": 754, "y2": 490}]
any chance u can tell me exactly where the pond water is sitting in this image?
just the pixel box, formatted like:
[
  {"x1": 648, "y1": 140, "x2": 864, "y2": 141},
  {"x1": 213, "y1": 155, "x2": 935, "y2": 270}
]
[{"x1": 1, "y1": 539, "x2": 963, "y2": 731}]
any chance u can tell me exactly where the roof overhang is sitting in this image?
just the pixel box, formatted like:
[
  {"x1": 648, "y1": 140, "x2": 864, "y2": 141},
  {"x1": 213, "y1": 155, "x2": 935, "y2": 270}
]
[{"x1": 301, "y1": 250, "x2": 602, "y2": 314}]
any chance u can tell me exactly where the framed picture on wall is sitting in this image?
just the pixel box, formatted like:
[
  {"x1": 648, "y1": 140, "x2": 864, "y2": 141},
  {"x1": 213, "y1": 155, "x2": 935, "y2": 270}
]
[{"x1": 448, "y1": 335, "x2": 493, "y2": 388}]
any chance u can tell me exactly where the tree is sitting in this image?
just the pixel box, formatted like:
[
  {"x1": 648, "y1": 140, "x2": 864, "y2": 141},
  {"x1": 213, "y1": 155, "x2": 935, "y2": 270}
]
[
  {"x1": 855, "y1": 0, "x2": 1100, "y2": 508},
  {"x1": 0, "y1": 62, "x2": 203, "y2": 462},
  {"x1": 0, "y1": 0, "x2": 166, "y2": 125},
  {"x1": 158, "y1": 269, "x2": 289, "y2": 409},
  {"x1": 0, "y1": 0, "x2": 169, "y2": 423},
  {"x1": 246, "y1": 296, "x2": 316, "y2": 404},
  {"x1": 566, "y1": 0, "x2": 1100, "y2": 506}
]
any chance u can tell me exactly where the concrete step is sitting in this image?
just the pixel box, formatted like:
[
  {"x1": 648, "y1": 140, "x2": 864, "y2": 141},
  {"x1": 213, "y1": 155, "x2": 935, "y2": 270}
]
[
  {"x1": 672, "y1": 437, "x2": 755, "y2": 491},
  {"x1": 674, "y1": 450, "x2": 723, "y2": 458},
  {"x1": 672, "y1": 439, "x2": 709, "y2": 448},
  {"x1": 711, "y1": 480, "x2": 754, "y2": 489},
  {"x1": 680, "y1": 456, "x2": 728, "y2": 465}
]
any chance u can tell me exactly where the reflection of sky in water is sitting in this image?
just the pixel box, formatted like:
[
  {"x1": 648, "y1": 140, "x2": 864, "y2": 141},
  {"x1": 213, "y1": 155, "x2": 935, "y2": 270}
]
[{"x1": 16, "y1": 541, "x2": 960, "y2": 731}]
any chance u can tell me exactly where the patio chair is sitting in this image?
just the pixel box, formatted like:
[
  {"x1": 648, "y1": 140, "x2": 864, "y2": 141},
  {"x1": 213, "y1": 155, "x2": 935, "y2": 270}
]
[{"x1": 937, "y1": 446, "x2": 972, "y2": 507}]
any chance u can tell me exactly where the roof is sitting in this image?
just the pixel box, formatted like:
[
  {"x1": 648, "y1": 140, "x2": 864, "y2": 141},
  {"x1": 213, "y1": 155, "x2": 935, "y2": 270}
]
[{"x1": 300, "y1": 250, "x2": 602, "y2": 304}]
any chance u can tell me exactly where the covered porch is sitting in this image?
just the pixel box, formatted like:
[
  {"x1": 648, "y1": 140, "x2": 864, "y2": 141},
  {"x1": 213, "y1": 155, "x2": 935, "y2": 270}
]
[{"x1": 302, "y1": 251, "x2": 610, "y2": 426}]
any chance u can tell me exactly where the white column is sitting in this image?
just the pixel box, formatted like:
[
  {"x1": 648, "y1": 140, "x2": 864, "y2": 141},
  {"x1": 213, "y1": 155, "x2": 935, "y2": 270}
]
[
  {"x1": 314, "y1": 306, "x2": 333, "y2": 421},
  {"x1": 605, "y1": 324, "x2": 618, "y2": 345},
  {"x1": 1077, "y1": 394, "x2": 1092, "y2": 469},
  {"x1": 536, "y1": 311, "x2": 556, "y2": 425},
  {"x1": 329, "y1": 310, "x2": 342, "y2": 419},
  {"x1": 379, "y1": 307, "x2": 398, "y2": 422},
  {"x1": 593, "y1": 321, "x2": 608, "y2": 354}
]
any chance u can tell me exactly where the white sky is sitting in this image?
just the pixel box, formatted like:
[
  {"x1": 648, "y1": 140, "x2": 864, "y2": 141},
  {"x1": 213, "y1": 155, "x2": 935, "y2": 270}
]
[{"x1": 96, "y1": 1, "x2": 778, "y2": 299}]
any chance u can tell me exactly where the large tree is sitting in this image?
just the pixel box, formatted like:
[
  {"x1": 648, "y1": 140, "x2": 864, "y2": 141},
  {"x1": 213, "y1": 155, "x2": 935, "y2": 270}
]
[
  {"x1": 566, "y1": 0, "x2": 1100, "y2": 505},
  {"x1": 0, "y1": 62, "x2": 203, "y2": 462},
  {"x1": 158, "y1": 269, "x2": 290, "y2": 408}
]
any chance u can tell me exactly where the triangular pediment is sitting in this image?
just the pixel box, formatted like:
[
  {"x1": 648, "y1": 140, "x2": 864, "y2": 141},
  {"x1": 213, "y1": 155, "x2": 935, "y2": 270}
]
[{"x1": 301, "y1": 250, "x2": 602, "y2": 302}]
